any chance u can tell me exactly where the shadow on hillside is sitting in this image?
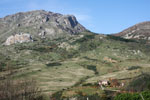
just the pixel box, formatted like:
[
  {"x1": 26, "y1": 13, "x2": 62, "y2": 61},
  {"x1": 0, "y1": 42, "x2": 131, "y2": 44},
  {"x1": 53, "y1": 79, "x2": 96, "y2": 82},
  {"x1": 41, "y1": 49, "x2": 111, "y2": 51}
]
[{"x1": 46, "y1": 62, "x2": 62, "y2": 67}]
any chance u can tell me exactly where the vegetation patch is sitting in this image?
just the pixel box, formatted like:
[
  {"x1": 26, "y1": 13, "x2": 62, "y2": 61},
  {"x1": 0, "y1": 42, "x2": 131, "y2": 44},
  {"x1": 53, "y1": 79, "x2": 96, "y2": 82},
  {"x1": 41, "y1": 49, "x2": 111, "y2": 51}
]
[
  {"x1": 79, "y1": 62, "x2": 98, "y2": 75},
  {"x1": 107, "y1": 35, "x2": 137, "y2": 43},
  {"x1": 114, "y1": 91, "x2": 150, "y2": 100},
  {"x1": 46, "y1": 62, "x2": 62, "y2": 67},
  {"x1": 72, "y1": 34, "x2": 96, "y2": 44},
  {"x1": 127, "y1": 66, "x2": 142, "y2": 70},
  {"x1": 83, "y1": 56, "x2": 98, "y2": 61},
  {"x1": 86, "y1": 65, "x2": 99, "y2": 75},
  {"x1": 51, "y1": 86, "x2": 113, "y2": 100},
  {"x1": 126, "y1": 73, "x2": 150, "y2": 91},
  {"x1": 0, "y1": 54, "x2": 28, "y2": 71},
  {"x1": 79, "y1": 40, "x2": 101, "y2": 51}
]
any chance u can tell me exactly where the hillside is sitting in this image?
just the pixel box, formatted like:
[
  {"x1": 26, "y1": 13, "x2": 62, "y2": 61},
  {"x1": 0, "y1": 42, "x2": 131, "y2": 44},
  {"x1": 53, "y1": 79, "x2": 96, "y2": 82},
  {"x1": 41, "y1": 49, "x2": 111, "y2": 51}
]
[
  {"x1": 0, "y1": 11, "x2": 150, "y2": 100},
  {"x1": 114, "y1": 21, "x2": 150, "y2": 40}
]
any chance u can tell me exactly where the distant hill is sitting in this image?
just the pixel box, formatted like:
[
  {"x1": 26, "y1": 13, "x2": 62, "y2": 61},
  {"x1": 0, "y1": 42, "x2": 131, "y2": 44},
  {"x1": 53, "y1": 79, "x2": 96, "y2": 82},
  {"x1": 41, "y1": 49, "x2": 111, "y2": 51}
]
[
  {"x1": 114, "y1": 21, "x2": 150, "y2": 40},
  {"x1": 0, "y1": 10, "x2": 87, "y2": 44}
]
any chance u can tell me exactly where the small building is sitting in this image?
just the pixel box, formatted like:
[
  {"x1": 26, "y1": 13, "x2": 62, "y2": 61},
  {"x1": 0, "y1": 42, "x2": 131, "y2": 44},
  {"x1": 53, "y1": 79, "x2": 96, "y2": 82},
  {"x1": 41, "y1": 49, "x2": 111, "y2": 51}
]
[{"x1": 98, "y1": 80, "x2": 110, "y2": 86}]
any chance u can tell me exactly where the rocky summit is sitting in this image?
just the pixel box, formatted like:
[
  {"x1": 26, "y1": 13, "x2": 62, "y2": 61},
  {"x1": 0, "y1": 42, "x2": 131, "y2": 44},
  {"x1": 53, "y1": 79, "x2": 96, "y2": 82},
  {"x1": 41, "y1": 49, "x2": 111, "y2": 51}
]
[
  {"x1": 114, "y1": 21, "x2": 150, "y2": 40},
  {"x1": 0, "y1": 10, "x2": 86, "y2": 44}
]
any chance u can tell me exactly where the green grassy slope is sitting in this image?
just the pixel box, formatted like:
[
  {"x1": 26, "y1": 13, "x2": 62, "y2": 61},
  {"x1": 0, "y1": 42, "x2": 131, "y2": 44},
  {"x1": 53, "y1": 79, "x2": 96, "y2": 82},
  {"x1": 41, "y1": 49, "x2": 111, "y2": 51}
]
[{"x1": 0, "y1": 32, "x2": 150, "y2": 97}]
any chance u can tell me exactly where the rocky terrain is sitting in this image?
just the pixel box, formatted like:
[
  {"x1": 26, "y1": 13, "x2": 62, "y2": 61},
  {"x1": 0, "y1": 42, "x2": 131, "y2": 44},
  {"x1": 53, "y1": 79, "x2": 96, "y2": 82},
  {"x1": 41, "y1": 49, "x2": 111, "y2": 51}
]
[
  {"x1": 4, "y1": 33, "x2": 33, "y2": 45},
  {"x1": 0, "y1": 10, "x2": 86, "y2": 44},
  {"x1": 0, "y1": 10, "x2": 150, "y2": 100},
  {"x1": 114, "y1": 21, "x2": 150, "y2": 40}
]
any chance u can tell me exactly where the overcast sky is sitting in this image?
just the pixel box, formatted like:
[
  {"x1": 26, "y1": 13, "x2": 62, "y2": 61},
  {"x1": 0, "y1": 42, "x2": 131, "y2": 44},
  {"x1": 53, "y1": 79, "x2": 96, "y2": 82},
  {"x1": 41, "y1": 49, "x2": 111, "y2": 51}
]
[{"x1": 0, "y1": 0, "x2": 150, "y2": 34}]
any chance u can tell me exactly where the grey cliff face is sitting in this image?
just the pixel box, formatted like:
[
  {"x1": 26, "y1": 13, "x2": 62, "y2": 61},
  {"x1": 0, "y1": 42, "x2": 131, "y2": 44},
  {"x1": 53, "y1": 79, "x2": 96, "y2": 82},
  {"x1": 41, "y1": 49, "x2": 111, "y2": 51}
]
[{"x1": 0, "y1": 10, "x2": 87, "y2": 44}]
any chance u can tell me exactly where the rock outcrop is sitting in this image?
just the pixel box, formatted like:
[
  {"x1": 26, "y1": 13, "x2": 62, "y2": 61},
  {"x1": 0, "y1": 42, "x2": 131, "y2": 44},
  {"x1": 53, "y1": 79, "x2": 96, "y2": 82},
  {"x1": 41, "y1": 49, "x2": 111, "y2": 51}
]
[
  {"x1": 5, "y1": 33, "x2": 33, "y2": 45},
  {"x1": 0, "y1": 10, "x2": 87, "y2": 44},
  {"x1": 114, "y1": 21, "x2": 150, "y2": 40}
]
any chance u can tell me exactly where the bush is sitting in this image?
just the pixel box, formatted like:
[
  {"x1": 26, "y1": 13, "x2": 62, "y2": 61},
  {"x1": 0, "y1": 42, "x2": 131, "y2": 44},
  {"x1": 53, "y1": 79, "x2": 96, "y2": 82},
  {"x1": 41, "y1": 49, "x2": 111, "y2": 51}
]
[
  {"x1": 114, "y1": 91, "x2": 150, "y2": 100},
  {"x1": 141, "y1": 90, "x2": 150, "y2": 100},
  {"x1": 86, "y1": 65, "x2": 99, "y2": 75},
  {"x1": 79, "y1": 63, "x2": 99, "y2": 75},
  {"x1": 127, "y1": 66, "x2": 141, "y2": 70},
  {"x1": 114, "y1": 93, "x2": 141, "y2": 100},
  {"x1": 46, "y1": 62, "x2": 62, "y2": 67}
]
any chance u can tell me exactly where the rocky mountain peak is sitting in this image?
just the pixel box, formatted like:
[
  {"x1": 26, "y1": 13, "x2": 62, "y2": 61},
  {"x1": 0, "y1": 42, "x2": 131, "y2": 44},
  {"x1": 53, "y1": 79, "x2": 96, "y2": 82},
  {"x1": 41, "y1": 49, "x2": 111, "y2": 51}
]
[
  {"x1": 1, "y1": 10, "x2": 86, "y2": 32},
  {"x1": 0, "y1": 10, "x2": 87, "y2": 44},
  {"x1": 114, "y1": 21, "x2": 150, "y2": 40}
]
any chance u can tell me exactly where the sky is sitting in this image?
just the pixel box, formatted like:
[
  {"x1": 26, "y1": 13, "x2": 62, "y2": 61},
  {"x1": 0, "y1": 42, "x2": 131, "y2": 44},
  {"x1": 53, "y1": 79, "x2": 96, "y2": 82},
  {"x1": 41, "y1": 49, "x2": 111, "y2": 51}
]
[{"x1": 0, "y1": 0, "x2": 150, "y2": 34}]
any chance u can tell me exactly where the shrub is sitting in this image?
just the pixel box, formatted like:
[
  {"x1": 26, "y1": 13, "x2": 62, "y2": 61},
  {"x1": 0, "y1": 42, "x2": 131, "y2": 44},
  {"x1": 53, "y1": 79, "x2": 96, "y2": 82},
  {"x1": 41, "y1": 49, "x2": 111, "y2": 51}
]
[
  {"x1": 114, "y1": 91, "x2": 150, "y2": 100},
  {"x1": 46, "y1": 62, "x2": 62, "y2": 67},
  {"x1": 127, "y1": 66, "x2": 141, "y2": 70},
  {"x1": 86, "y1": 65, "x2": 99, "y2": 75},
  {"x1": 79, "y1": 63, "x2": 99, "y2": 75},
  {"x1": 141, "y1": 90, "x2": 150, "y2": 100},
  {"x1": 114, "y1": 93, "x2": 141, "y2": 100}
]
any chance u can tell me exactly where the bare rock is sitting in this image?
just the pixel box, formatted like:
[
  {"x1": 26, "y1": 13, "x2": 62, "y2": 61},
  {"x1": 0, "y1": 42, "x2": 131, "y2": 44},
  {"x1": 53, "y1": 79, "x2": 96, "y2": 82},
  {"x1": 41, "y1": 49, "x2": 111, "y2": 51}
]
[
  {"x1": 0, "y1": 10, "x2": 87, "y2": 42},
  {"x1": 5, "y1": 33, "x2": 33, "y2": 45}
]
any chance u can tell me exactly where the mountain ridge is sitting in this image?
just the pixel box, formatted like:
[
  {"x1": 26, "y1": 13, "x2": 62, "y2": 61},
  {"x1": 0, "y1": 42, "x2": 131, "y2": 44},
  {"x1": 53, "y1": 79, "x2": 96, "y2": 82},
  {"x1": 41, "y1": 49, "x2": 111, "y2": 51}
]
[
  {"x1": 0, "y1": 10, "x2": 87, "y2": 44},
  {"x1": 114, "y1": 21, "x2": 150, "y2": 40}
]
